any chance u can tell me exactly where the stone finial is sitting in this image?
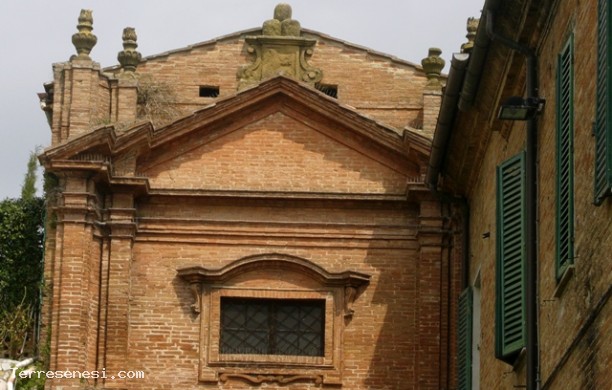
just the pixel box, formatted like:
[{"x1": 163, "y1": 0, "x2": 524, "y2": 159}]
[
  {"x1": 118, "y1": 27, "x2": 142, "y2": 73},
  {"x1": 71, "y1": 9, "x2": 97, "y2": 60},
  {"x1": 262, "y1": 3, "x2": 301, "y2": 37},
  {"x1": 421, "y1": 47, "x2": 445, "y2": 88},
  {"x1": 274, "y1": 3, "x2": 292, "y2": 20},
  {"x1": 461, "y1": 18, "x2": 479, "y2": 53}
]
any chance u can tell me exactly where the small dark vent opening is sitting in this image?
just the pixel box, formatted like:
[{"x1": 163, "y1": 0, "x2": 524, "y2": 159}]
[
  {"x1": 199, "y1": 86, "x2": 220, "y2": 98},
  {"x1": 316, "y1": 84, "x2": 338, "y2": 99}
]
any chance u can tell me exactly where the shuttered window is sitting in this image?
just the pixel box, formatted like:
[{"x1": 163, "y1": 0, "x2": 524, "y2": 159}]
[
  {"x1": 595, "y1": 0, "x2": 612, "y2": 204},
  {"x1": 457, "y1": 287, "x2": 473, "y2": 390},
  {"x1": 495, "y1": 153, "x2": 526, "y2": 363},
  {"x1": 556, "y1": 37, "x2": 575, "y2": 279}
]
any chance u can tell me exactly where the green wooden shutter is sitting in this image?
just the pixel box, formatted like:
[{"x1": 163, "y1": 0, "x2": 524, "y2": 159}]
[
  {"x1": 495, "y1": 153, "x2": 526, "y2": 363},
  {"x1": 556, "y1": 37, "x2": 575, "y2": 279},
  {"x1": 457, "y1": 287, "x2": 473, "y2": 390},
  {"x1": 595, "y1": 0, "x2": 612, "y2": 204}
]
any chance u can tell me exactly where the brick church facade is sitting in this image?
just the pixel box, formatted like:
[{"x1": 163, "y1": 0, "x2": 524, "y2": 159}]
[{"x1": 37, "y1": 4, "x2": 463, "y2": 389}]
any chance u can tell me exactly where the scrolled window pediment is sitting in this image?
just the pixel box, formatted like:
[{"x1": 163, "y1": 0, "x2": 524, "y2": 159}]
[
  {"x1": 176, "y1": 253, "x2": 370, "y2": 386},
  {"x1": 177, "y1": 253, "x2": 371, "y2": 288}
]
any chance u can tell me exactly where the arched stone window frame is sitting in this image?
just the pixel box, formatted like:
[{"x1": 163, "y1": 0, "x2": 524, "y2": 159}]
[{"x1": 177, "y1": 253, "x2": 370, "y2": 386}]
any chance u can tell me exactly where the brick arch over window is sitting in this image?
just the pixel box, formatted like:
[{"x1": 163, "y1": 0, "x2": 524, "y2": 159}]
[
  {"x1": 178, "y1": 253, "x2": 371, "y2": 292},
  {"x1": 176, "y1": 253, "x2": 370, "y2": 386}
]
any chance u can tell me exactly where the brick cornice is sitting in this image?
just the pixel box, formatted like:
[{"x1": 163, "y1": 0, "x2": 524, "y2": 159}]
[
  {"x1": 177, "y1": 253, "x2": 371, "y2": 288},
  {"x1": 39, "y1": 76, "x2": 432, "y2": 199},
  {"x1": 39, "y1": 77, "x2": 430, "y2": 175}
]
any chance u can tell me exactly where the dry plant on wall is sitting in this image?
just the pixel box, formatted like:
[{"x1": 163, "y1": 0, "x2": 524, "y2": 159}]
[{"x1": 136, "y1": 74, "x2": 182, "y2": 128}]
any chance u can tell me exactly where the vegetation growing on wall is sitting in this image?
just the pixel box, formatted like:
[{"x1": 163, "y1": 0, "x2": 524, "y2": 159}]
[{"x1": 137, "y1": 75, "x2": 182, "y2": 128}]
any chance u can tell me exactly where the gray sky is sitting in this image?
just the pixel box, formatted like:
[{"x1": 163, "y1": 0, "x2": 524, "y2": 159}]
[{"x1": 0, "y1": 0, "x2": 484, "y2": 200}]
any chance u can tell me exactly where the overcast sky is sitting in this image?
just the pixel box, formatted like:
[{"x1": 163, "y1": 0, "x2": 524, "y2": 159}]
[{"x1": 0, "y1": 0, "x2": 484, "y2": 200}]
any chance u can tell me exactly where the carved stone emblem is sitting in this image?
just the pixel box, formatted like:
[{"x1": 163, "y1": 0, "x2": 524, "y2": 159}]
[{"x1": 237, "y1": 4, "x2": 323, "y2": 90}]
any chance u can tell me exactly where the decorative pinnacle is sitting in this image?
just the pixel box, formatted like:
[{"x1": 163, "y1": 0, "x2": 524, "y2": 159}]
[
  {"x1": 274, "y1": 3, "x2": 292, "y2": 21},
  {"x1": 421, "y1": 47, "x2": 445, "y2": 88},
  {"x1": 118, "y1": 27, "x2": 142, "y2": 72},
  {"x1": 262, "y1": 3, "x2": 301, "y2": 37},
  {"x1": 71, "y1": 9, "x2": 97, "y2": 60},
  {"x1": 461, "y1": 18, "x2": 479, "y2": 53}
]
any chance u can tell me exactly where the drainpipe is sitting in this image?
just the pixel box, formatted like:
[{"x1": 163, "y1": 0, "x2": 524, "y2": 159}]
[
  {"x1": 486, "y1": 10, "x2": 540, "y2": 390},
  {"x1": 426, "y1": 52, "x2": 470, "y2": 188}
]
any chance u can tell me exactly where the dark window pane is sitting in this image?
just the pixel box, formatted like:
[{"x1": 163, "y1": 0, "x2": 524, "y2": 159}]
[
  {"x1": 246, "y1": 303, "x2": 268, "y2": 330},
  {"x1": 276, "y1": 304, "x2": 300, "y2": 330},
  {"x1": 276, "y1": 331, "x2": 300, "y2": 355},
  {"x1": 220, "y1": 298, "x2": 324, "y2": 356},
  {"x1": 301, "y1": 305, "x2": 323, "y2": 331}
]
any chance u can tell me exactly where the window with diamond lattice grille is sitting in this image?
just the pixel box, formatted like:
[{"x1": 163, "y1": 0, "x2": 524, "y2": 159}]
[{"x1": 220, "y1": 298, "x2": 325, "y2": 356}]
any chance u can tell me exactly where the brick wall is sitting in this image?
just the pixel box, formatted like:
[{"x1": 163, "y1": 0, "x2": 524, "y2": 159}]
[
  {"x1": 140, "y1": 112, "x2": 407, "y2": 194},
  {"x1": 38, "y1": 23, "x2": 454, "y2": 390},
  {"x1": 36, "y1": 8, "x2": 456, "y2": 387},
  {"x1": 131, "y1": 32, "x2": 430, "y2": 132},
  {"x1": 42, "y1": 188, "x2": 455, "y2": 389},
  {"x1": 442, "y1": 0, "x2": 612, "y2": 389},
  {"x1": 466, "y1": 122, "x2": 530, "y2": 389},
  {"x1": 535, "y1": 1, "x2": 612, "y2": 388},
  {"x1": 129, "y1": 213, "x2": 420, "y2": 389}
]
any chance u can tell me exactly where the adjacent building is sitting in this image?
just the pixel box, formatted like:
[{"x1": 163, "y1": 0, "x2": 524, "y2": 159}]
[{"x1": 429, "y1": 0, "x2": 611, "y2": 389}]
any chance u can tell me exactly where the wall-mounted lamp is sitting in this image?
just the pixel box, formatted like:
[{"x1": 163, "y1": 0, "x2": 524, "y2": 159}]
[{"x1": 498, "y1": 96, "x2": 545, "y2": 120}]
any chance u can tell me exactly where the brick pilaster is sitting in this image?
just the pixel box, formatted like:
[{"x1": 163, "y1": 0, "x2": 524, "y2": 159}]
[
  {"x1": 111, "y1": 76, "x2": 138, "y2": 125},
  {"x1": 46, "y1": 173, "x2": 100, "y2": 389},
  {"x1": 102, "y1": 193, "x2": 136, "y2": 389},
  {"x1": 416, "y1": 200, "x2": 445, "y2": 389},
  {"x1": 422, "y1": 89, "x2": 443, "y2": 139},
  {"x1": 50, "y1": 60, "x2": 110, "y2": 146}
]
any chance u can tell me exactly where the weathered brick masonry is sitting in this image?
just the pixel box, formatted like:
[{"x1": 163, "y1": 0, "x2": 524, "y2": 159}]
[
  {"x1": 37, "y1": 4, "x2": 461, "y2": 390},
  {"x1": 433, "y1": 0, "x2": 612, "y2": 389}
]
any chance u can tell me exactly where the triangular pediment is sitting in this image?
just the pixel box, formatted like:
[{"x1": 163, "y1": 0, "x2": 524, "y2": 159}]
[
  {"x1": 40, "y1": 77, "x2": 431, "y2": 198},
  {"x1": 142, "y1": 111, "x2": 409, "y2": 195}
]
